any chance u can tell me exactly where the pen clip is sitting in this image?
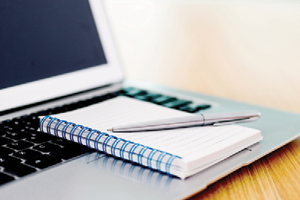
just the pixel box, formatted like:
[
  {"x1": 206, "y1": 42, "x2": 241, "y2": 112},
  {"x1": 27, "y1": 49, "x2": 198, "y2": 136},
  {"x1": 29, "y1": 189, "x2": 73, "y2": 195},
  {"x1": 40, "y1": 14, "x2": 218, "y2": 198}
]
[{"x1": 213, "y1": 118, "x2": 257, "y2": 126}]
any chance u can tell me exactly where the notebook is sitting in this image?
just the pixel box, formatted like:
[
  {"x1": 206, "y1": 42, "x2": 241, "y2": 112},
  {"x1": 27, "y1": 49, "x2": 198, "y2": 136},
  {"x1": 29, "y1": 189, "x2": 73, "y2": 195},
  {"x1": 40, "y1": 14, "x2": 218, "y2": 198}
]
[
  {"x1": 39, "y1": 96, "x2": 262, "y2": 179},
  {"x1": 1, "y1": 0, "x2": 300, "y2": 199}
]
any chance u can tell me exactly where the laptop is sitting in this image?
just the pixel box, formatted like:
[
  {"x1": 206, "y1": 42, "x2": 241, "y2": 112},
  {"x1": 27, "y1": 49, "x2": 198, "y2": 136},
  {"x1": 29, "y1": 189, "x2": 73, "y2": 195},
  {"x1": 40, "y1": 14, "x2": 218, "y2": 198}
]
[{"x1": 1, "y1": 0, "x2": 300, "y2": 199}]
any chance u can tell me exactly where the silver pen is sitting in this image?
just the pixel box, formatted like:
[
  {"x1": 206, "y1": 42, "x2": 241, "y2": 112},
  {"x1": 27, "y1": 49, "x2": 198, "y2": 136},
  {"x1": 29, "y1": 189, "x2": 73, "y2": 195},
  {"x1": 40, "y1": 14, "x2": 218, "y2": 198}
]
[{"x1": 107, "y1": 111, "x2": 261, "y2": 132}]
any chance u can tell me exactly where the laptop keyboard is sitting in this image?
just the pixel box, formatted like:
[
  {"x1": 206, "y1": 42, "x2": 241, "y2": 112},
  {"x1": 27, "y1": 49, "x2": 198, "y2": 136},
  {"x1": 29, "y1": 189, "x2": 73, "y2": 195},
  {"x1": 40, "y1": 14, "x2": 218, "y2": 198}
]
[{"x1": 0, "y1": 87, "x2": 211, "y2": 186}]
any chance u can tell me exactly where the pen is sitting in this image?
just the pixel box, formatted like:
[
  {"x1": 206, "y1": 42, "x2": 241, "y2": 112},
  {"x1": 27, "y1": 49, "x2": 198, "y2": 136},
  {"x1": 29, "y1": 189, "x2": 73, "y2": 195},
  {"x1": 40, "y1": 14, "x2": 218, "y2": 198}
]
[{"x1": 107, "y1": 111, "x2": 261, "y2": 132}]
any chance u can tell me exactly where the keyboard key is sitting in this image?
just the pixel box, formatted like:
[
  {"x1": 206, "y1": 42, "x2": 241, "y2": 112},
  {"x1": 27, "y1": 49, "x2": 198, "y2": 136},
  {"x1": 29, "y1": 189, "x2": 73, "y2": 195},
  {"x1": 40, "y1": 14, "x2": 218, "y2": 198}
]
[
  {"x1": 20, "y1": 130, "x2": 48, "y2": 140},
  {"x1": 20, "y1": 114, "x2": 30, "y2": 120},
  {"x1": 24, "y1": 120, "x2": 39, "y2": 129},
  {"x1": 25, "y1": 114, "x2": 39, "y2": 126},
  {"x1": 45, "y1": 108, "x2": 55, "y2": 115},
  {"x1": 0, "y1": 155, "x2": 21, "y2": 167},
  {"x1": 13, "y1": 149, "x2": 42, "y2": 160},
  {"x1": 197, "y1": 104, "x2": 211, "y2": 110},
  {"x1": 56, "y1": 139, "x2": 82, "y2": 148},
  {"x1": 36, "y1": 110, "x2": 48, "y2": 116},
  {"x1": 144, "y1": 92, "x2": 162, "y2": 100},
  {"x1": 89, "y1": 96, "x2": 104, "y2": 104},
  {"x1": 53, "y1": 105, "x2": 78, "y2": 114},
  {"x1": 0, "y1": 172, "x2": 15, "y2": 185},
  {"x1": 51, "y1": 138, "x2": 85, "y2": 149},
  {"x1": 20, "y1": 129, "x2": 39, "y2": 136},
  {"x1": 0, "y1": 147, "x2": 14, "y2": 156},
  {"x1": 23, "y1": 125, "x2": 38, "y2": 131},
  {"x1": 178, "y1": 105, "x2": 199, "y2": 113},
  {"x1": 151, "y1": 96, "x2": 177, "y2": 105},
  {"x1": 133, "y1": 95, "x2": 149, "y2": 101},
  {"x1": 162, "y1": 99, "x2": 192, "y2": 109},
  {"x1": 50, "y1": 145, "x2": 89, "y2": 160},
  {"x1": 4, "y1": 163, "x2": 36, "y2": 177},
  {"x1": 11, "y1": 118, "x2": 26, "y2": 128},
  {"x1": 0, "y1": 137, "x2": 14, "y2": 146},
  {"x1": 6, "y1": 141, "x2": 34, "y2": 150},
  {"x1": 29, "y1": 114, "x2": 38, "y2": 120},
  {"x1": 51, "y1": 138, "x2": 68, "y2": 146},
  {"x1": 0, "y1": 129, "x2": 7, "y2": 136},
  {"x1": 1, "y1": 120, "x2": 13, "y2": 127},
  {"x1": 133, "y1": 92, "x2": 162, "y2": 102},
  {"x1": 25, "y1": 133, "x2": 52, "y2": 144},
  {"x1": 63, "y1": 103, "x2": 78, "y2": 111},
  {"x1": 12, "y1": 116, "x2": 29, "y2": 126},
  {"x1": 75, "y1": 100, "x2": 92, "y2": 109},
  {"x1": 2, "y1": 126, "x2": 14, "y2": 132},
  {"x1": 33, "y1": 142, "x2": 60, "y2": 153},
  {"x1": 25, "y1": 155, "x2": 62, "y2": 169},
  {"x1": 5, "y1": 131, "x2": 28, "y2": 140},
  {"x1": 179, "y1": 103, "x2": 211, "y2": 113},
  {"x1": 125, "y1": 89, "x2": 147, "y2": 97}
]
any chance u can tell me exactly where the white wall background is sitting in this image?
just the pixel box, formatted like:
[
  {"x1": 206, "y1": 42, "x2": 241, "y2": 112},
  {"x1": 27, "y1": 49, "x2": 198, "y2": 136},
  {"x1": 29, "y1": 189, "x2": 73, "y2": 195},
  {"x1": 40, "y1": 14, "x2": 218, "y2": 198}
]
[{"x1": 104, "y1": 0, "x2": 300, "y2": 112}]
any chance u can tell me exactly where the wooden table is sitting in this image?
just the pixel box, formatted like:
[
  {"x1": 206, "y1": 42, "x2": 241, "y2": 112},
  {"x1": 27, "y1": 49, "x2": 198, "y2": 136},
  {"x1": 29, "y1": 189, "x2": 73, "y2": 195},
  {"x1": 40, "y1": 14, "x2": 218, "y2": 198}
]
[{"x1": 105, "y1": 1, "x2": 300, "y2": 199}]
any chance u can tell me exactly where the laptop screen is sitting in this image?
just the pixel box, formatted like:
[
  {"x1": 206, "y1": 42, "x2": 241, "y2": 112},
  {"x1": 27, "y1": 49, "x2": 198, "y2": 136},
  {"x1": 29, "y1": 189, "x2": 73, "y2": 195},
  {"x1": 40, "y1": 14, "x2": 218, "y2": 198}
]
[{"x1": 0, "y1": 0, "x2": 107, "y2": 90}]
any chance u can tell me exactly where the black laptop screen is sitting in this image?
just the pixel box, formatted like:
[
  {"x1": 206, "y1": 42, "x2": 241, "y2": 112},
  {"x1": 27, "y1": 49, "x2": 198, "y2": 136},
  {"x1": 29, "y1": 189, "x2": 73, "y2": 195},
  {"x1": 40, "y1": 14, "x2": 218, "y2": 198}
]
[{"x1": 0, "y1": 0, "x2": 107, "y2": 90}]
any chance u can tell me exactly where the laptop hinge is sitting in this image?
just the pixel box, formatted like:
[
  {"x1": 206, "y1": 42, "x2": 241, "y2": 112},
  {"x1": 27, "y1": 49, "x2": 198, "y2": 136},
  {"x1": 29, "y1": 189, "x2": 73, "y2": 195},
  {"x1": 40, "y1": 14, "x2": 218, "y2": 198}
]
[{"x1": 0, "y1": 82, "x2": 123, "y2": 121}]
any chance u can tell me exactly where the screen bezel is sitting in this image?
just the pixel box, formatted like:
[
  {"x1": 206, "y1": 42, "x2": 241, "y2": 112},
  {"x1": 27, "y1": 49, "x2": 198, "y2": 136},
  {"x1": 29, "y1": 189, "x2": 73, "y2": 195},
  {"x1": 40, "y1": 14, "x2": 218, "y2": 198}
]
[{"x1": 0, "y1": 0, "x2": 124, "y2": 112}]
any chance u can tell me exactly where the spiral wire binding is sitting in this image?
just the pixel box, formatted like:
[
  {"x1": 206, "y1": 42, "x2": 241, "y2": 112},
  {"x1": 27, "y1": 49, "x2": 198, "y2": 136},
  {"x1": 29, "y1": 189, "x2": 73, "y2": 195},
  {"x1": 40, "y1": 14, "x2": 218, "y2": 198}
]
[{"x1": 40, "y1": 116, "x2": 181, "y2": 175}]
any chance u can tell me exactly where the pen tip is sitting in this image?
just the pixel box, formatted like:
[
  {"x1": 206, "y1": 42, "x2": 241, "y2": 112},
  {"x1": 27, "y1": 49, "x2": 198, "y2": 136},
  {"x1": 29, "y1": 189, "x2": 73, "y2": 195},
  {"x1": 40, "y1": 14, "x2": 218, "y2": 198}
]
[{"x1": 107, "y1": 128, "x2": 113, "y2": 131}]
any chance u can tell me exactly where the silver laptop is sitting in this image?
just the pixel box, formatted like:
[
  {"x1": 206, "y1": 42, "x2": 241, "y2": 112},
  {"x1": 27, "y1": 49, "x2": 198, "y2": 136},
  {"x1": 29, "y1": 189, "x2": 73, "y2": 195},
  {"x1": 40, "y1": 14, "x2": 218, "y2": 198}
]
[{"x1": 1, "y1": 1, "x2": 300, "y2": 199}]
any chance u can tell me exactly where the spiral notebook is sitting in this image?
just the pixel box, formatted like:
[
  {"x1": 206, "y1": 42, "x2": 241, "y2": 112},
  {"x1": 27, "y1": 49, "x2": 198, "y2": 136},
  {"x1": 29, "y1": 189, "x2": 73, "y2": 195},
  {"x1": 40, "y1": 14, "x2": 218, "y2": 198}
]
[{"x1": 39, "y1": 96, "x2": 262, "y2": 179}]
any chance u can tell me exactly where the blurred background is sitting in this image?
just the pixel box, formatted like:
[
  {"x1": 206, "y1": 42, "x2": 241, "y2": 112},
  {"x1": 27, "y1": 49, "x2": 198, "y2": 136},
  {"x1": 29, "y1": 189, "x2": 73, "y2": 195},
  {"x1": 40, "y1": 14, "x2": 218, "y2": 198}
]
[{"x1": 104, "y1": 0, "x2": 300, "y2": 113}]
